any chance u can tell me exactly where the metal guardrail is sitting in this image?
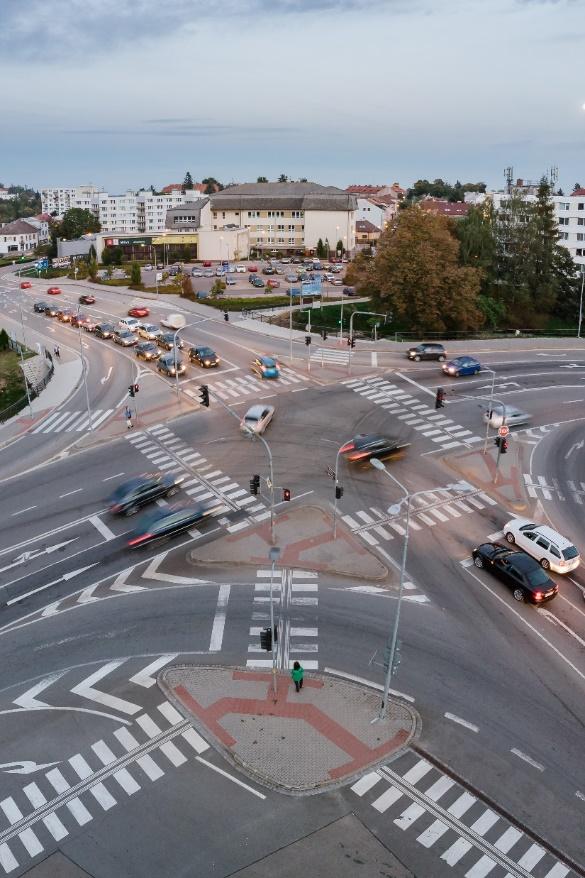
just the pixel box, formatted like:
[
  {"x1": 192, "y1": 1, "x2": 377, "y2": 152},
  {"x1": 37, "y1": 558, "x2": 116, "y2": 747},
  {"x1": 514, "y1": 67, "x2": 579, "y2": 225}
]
[{"x1": 0, "y1": 348, "x2": 54, "y2": 424}]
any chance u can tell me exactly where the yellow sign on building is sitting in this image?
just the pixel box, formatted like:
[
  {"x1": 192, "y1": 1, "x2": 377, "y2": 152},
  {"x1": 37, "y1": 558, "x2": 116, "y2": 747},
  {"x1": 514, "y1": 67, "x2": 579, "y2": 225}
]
[{"x1": 152, "y1": 234, "x2": 198, "y2": 245}]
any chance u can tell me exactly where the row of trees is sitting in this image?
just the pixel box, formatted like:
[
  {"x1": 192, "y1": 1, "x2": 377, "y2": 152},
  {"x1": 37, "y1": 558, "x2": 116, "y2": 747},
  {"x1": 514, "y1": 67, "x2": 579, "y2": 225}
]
[
  {"x1": 406, "y1": 178, "x2": 486, "y2": 204},
  {"x1": 347, "y1": 178, "x2": 581, "y2": 334},
  {"x1": 0, "y1": 185, "x2": 41, "y2": 225}
]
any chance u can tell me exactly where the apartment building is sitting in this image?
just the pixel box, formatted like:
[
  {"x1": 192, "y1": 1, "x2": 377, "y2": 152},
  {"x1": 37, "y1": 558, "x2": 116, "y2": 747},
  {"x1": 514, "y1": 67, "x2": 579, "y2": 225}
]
[
  {"x1": 41, "y1": 185, "x2": 102, "y2": 216},
  {"x1": 207, "y1": 182, "x2": 356, "y2": 254}
]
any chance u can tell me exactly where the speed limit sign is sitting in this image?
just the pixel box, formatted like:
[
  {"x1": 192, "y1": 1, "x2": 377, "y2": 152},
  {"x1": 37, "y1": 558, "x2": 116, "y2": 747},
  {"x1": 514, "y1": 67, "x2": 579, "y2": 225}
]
[{"x1": 498, "y1": 425, "x2": 510, "y2": 437}]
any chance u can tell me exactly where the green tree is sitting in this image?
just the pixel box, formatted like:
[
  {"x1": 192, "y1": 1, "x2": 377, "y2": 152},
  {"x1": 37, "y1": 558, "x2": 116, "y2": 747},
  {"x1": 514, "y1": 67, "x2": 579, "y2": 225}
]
[
  {"x1": 183, "y1": 171, "x2": 193, "y2": 190},
  {"x1": 0, "y1": 329, "x2": 10, "y2": 351},
  {"x1": 88, "y1": 258, "x2": 98, "y2": 282},
  {"x1": 368, "y1": 206, "x2": 483, "y2": 334},
  {"x1": 257, "y1": 176, "x2": 268, "y2": 183},
  {"x1": 316, "y1": 238, "x2": 325, "y2": 258},
  {"x1": 336, "y1": 239, "x2": 343, "y2": 255},
  {"x1": 209, "y1": 279, "x2": 226, "y2": 297},
  {"x1": 60, "y1": 208, "x2": 100, "y2": 239},
  {"x1": 102, "y1": 246, "x2": 123, "y2": 266},
  {"x1": 573, "y1": 183, "x2": 582, "y2": 192},
  {"x1": 550, "y1": 246, "x2": 581, "y2": 324},
  {"x1": 202, "y1": 177, "x2": 222, "y2": 194},
  {"x1": 299, "y1": 177, "x2": 308, "y2": 183},
  {"x1": 130, "y1": 261, "x2": 141, "y2": 285},
  {"x1": 88, "y1": 244, "x2": 97, "y2": 262},
  {"x1": 278, "y1": 174, "x2": 288, "y2": 183}
]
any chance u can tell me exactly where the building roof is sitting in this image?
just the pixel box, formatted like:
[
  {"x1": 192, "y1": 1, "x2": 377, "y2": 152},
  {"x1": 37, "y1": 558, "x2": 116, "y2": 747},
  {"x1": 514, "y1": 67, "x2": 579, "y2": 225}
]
[
  {"x1": 572, "y1": 188, "x2": 585, "y2": 197},
  {"x1": 211, "y1": 181, "x2": 356, "y2": 211},
  {"x1": 0, "y1": 219, "x2": 39, "y2": 235},
  {"x1": 418, "y1": 199, "x2": 471, "y2": 218},
  {"x1": 356, "y1": 220, "x2": 381, "y2": 233},
  {"x1": 34, "y1": 213, "x2": 52, "y2": 222},
  {"x1": 161, "y1": 184, "x2": 184, "y2": 193}
]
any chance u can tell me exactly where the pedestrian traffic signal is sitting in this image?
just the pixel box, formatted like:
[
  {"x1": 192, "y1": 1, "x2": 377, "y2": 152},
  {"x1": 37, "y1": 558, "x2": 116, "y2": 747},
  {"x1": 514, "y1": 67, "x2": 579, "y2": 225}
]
[
  {"x1": 321, "y1": 329, "x2": 327, "y2": 341},
  {"x1": 224, "y1": 311, "x2": 229, "y2": 322},
  {"x1": 283, "y1": 488, "x2": 291, "y2": 502},
  {"x1": 250, "y1": 474, "x2": 260, "y2": 496},
  {"x1": 501, "y1": 437, "x2": 508, "y2": 454},
  {"x1": 305, "y1": 335, "x2": 311, "y2": 346},
  {"x1": 335, "y1": 485, "x2": 344, "y2": 500},
  {"x1": 260, "y1": 627, "x2": 272, "y2": 651},
  {"x1": 128, "y1": 385, "x2": 135, "y2": 398},
  {"x1": 348, "y1": 336, "x2": 355, "y2": 348},
  {"x1": 199, "y1": 385, "x2": 210, "y2": 407},
  {"x1": 435, "y1": 387, "x2": 446, "y2": 409}
]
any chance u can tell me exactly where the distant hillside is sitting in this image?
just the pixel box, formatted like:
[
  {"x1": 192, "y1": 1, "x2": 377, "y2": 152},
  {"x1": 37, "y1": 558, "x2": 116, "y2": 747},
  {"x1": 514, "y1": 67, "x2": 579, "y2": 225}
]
[{"x1": 0, "y1": 185, "x2": 41, "y2": 224}]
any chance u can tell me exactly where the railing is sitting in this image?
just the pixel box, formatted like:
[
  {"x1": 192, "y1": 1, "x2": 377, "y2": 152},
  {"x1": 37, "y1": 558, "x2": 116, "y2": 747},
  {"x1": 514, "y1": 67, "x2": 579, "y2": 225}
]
[{"x1": 0, "y1": 352, "x2": 54, "y2": 424}]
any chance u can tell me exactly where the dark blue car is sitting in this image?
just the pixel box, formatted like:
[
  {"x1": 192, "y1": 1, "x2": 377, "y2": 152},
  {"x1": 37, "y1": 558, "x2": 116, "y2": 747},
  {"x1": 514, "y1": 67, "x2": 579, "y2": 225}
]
[{"x1": 442, "y1": 356, "x2": 481, "y2": 377}]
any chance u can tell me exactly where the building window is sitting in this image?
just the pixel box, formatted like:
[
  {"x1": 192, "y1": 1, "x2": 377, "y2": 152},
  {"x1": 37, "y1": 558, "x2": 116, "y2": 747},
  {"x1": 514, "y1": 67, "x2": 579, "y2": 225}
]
[
  {"x1": 288, "y1": 238, "x2": 295, "y2": 245},
  {"x1": 577, "y1": 249, "x2": 584, "y2": 256},
  {"x1": 291, "y1": 211, "x2": 304, "y2": 218},
  {"x1": 559, "y1": 232, "x2": 569, "y2": 240},
  {"x1": 579, "y1": 218, "x2": 585, "y2": 226},
  {"x1": 277, "y1": 225, "x2": 285, "y2": 231},
  {"x1": 559, "y1": 202, "x2": 569, "y2": 211},
  {"x1": 558, "y1": 217, "x2": 569, "y2": 225},
  {"x1": 288, "y1": 225, "x2": 295, "y2": 232},
  {"x1": 577, "y1": 234, "x2": 585, "y2": 241},
  {"x1": 579, "y1": 203, "x2": 584, "y2": 211}
]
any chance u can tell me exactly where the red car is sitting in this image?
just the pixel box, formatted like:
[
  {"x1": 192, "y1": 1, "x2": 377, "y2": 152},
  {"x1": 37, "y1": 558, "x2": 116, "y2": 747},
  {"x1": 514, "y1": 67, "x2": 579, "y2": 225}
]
[
  {"x1": 20, "y1": 281, "x2": 32, "y2": 289},
  {"x1": 79, "y1": 294, "x2": 95, "y2": 305},
  {"x1": 203, "y1": 261, "x2": 212, "y2": 268},
  {"x1": 248, "y1": 265, "x2": 258, "y2": 272},
  {"x1": 47, "y1": 286, "x2": 62, "y2": 295},
  {"x1": 128, "y1": 306, "x2": 150, "y2": 318},
  {"x1": 266, "y1": 279, "x2": 280, "y2": 288}
]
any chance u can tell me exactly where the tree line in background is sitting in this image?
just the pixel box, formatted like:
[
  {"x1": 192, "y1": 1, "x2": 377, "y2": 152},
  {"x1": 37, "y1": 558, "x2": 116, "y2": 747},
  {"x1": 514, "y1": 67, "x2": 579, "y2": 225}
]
[
  {"x1": 347, "y1": 177, "x2": 581, "y2": 334},
  {"x1": 405, "y1": 178, "x2": 486, "y2": 204},
  {"x1": 0, "y1": 185, "x2": 41, "y2": 224}
]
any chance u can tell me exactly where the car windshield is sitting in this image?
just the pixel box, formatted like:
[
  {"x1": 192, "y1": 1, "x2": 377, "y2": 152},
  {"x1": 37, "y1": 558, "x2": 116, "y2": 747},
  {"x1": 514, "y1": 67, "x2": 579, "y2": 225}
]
[
  {"x1": 198, "y1": 347, "x2": 214, "y2": 356},
  {"x1": 562, "y1": 546, "x2": 579, "y2": 560},
  {"x1": 262, "y1": 358, "x2": 276, "y2": 367},
  {"x1": 526, "y1": 567, "x2": 551, "y2": 587}
]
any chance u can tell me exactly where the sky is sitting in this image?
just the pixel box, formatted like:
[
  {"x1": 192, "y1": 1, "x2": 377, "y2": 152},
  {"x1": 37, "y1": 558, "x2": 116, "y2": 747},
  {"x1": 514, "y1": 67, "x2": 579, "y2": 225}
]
[{"x1": 0, "y1": 0, "x2": 583, "y2": 194}]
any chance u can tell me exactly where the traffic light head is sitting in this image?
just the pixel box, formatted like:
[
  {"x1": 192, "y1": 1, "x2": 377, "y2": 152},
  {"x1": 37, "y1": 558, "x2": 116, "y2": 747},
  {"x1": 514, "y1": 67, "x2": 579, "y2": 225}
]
[
  {"x1": 283, "y1": 488, "x2": 291, "y2": 502},
  {"x1": 199, "y1": 385, "x2": 210, "y2": 407},
  {"x1": 305, "y1": 335, "x2": 311, "y2": 346},
  {"x1": 260, "y1": 627, "x2": 272, "y2": 651},
  {"x1": 128, "y1": 385, "x2": 135, "y2": 398},
  {"x1": 224, "y1": 311, "x2": 229, "y2": 321},
  {"x1": 335, "y1": 485, "x2": 344, "y2": 500},
  {"x1": 250, "y1": 474, "x2": 260, "y2": 496},
  {"x1": 133, "y1": 384, "x2": 139, "y2": 394},
  {"x1": 501, "y1": 437, "x2": 508, "y2": 454}
]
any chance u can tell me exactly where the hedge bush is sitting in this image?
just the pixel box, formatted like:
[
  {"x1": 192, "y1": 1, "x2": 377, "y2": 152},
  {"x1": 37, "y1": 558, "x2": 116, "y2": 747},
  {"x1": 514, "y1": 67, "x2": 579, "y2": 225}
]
[{"x1": 200, "y1": 295, "x2": 297, "y2": 312}]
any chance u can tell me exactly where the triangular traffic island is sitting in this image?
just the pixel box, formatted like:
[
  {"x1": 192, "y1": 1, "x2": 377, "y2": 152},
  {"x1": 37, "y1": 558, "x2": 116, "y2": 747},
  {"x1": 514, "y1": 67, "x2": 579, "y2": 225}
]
[
  {"x1": 186, "y1": 504, "x2": 388, "y2": 580},
  {"x1": 159, "y1": 666, "x2": 419, "y2": 795}
]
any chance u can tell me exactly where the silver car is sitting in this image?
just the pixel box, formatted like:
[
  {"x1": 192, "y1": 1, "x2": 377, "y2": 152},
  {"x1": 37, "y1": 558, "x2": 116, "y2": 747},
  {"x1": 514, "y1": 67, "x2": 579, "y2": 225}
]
[
  {"x1": 138, "y1": 323, "x2": 160, "y2": 340},
  {"x1": 240, "y1": 404, "x2": 275, "y2": 435},
  {"x1": 484, "y1": 405, "x2": 532, "y2": 428}
]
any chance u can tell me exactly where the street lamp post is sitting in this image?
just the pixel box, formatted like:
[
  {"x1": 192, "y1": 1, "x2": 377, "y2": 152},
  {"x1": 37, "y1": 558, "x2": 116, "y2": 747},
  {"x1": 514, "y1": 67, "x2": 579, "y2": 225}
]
[
  {"x1": 17, "y1": 304, "x2": 33, "y2": 418},
  {"x1": 332, "y1": 438, "x2": 353, "y2": 538},
  {"x1": 578, "y1": 266, "x2": 585, "y2": 339},
  {"x1": 481, "y1": 367, "x2": 496, "y2": 453},
  {"x1": 76, "y1": 304, "x2": 93, "y2": 430}
]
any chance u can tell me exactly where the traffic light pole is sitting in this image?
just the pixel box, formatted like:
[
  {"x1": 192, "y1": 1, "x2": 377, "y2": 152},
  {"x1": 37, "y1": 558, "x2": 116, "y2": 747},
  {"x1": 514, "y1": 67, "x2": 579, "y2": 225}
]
[
  {"x1": 332, "y1": 438, "x2": 352, "y2": 539},
  {"x1": 172, "y1": 316, "x2": 218, "y2": 400},
  {"x1": 347, "y1": 311, "x2": 386, "y2": 375}
]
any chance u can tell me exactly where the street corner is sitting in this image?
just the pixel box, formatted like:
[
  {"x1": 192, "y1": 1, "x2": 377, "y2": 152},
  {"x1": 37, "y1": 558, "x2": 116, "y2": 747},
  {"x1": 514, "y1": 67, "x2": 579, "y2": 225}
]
[
  {"x1": 442, "y1": 443, "x2": 529, "y2": 511},
  {"x1": 158, "y1": 665, "x2": 419, "y2": 796},
  {"x1": 186, "y1": 503, "x2": 389, "y2": 580}
]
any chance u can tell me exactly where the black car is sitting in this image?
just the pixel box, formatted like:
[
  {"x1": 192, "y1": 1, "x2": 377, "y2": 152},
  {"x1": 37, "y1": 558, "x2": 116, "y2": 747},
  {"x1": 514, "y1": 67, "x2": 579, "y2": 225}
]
[
  {"x1": 339, "y1": 433, "x2": 409, "y2": 463},
  {"x1": 44, "y1": 303, "x2": 59, "y2": 317},
  {"x1": 343, "y1": 286, "x2": 358, "y2": 297},
  {"x1": 135, "y1": 341, "x2": 161, "y2": 361},
  {"x1": 95, "y1": 322, "x2": 115, "y2": 339},
  {"x1": 79, "y1": 294, "x2": 95, "y2": 305},
  {"x1": 108, "y1": 474, "x2": 182, "y2": 516},
  {"x1": 189, "y1": 346, "x2": 219, "y2": 368},
  {"x1": 157, "y1": 333, "x2": 185, "y2": 351},
  {"x1": 262, "y1": 267, "x2": 275, "y2": 275},
  {"x1": 157, "y1": 353, "x2": 186, "y2": 376},
  {"x1": 407, "y1": 343, "x2": 446, "y2": 362},
  {"x1": 471, "y1": 543, "x2": 559, "y2": 604},
  {"x1": 33, "y1": 301, "x2": 49, "y2": 313},
  {"x1": 127, "y1": 501, "x2": 220, "y2": 547}
]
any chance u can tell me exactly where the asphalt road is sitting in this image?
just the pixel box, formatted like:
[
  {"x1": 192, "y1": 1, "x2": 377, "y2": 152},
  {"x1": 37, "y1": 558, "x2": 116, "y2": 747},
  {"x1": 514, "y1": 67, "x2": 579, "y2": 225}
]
[{"x1": 0, "y1": 267, "x2": 584, "y2": 877}]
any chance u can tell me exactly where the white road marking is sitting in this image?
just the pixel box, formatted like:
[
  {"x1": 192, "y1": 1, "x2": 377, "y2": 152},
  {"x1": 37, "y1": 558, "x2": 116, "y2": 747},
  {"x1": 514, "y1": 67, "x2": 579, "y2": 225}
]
[
  {"x1": 510, "y1": 748, "x2": 544, "y2": 772},
  {"x1": 195, "y1": 755, "x2": 266, "y2": 799},
  {"x1": 323, "y1": 667, "x2": 415, "y2": 702},
  {"x1": 129, "y1": 655, "x2": 178, "y2": 688},
  {"x1": 102, "y1": 472, "x2": 125, "y2": 481},
  {"x1": 71, "y1": 661, "x2": 142, "y2": 715},
  {"x1": 89, "y1": 515, "x2": 117, "y2": 541},
  {"x1": 10, "y1": 506, "x2": 37, "y2": 517},
  {"x1": 59, "y1": 488, "x2": 83, "y2": 498},
  {"x1": 209, "y1": 583, "x2": 230, "y2": 651},
  {"x1": 444, "y1": 712, "x2": 479, "y2": 732}
]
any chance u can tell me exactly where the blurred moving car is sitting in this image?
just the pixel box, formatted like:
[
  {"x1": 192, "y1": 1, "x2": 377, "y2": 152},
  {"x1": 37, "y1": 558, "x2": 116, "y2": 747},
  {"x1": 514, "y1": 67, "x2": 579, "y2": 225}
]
[
  {"x1": 472, "y1": 543, "x2": 558, "y2": 603},
  {"x1": 128, "y1": 306, "x2": 150, "y2": 318},
  {"x1": 407, "y1": 343, "x2": 446, "y2": 362},
  {"x1": 340, "y1": 433, "x2": 409, "y2": 463},
  {"x1": 251, "y1": 356, "x2": 280, "y2": 379},
  {"x1": 119, "y1": 317, "x2": 141, "y2": 332},
  {"x1": 157, "y1": 353, "x2": 186, "y2": 376},
  {"x1": 57, "y1": 308, "x2": 74, "y2": 323},
  {"x1": 20, "y1": 281, "x2": 32, "y2": 289},
  {"x1": 442, "y1": 356, "x2": 481, "y2": 377},
  {"x1": 127, "y1": 501, "x2": 221, "y2": 547},
  {"x1": 240, "y1": 404, "x2": 275, "y2": 435},
  {"x1": 79, "y1": 294, "x2": 95, "y2": 305},
  {"x1": 191, "y1": 268, "x2": 203, "y2": 277},
  {"x1": 108, "y1": 473, "x2": 182, "y2": 516},
  {"x1": 47, "y1": 286, "x2": 62, "y2": 295},
  {"x1": 44, "y1": 303, "x2": 59, "y2": 317},
  {"x1": 343, "y1": 286, "x2": 358, "y2": 297},
  {"x1": 135, "y1": 341, "x2": 161, "y2": 361},
  {"x1": 157, "y1": 333, "x2": 185, "y2": 351},
  {"x1": 160, "y1": 313, "x2": 186, "y2": 330},
  {"x1": 484, "y1": 406, "x2": 531, "y2": 428},
  {"x1": 266, "y1": 279, "x2": 280, "y2": 289},
  {"x1": 189, "y1": 346, "x2": 219, "y2": 367},
  {"x1": 235, "y1": 264, "x2": 246, "y2": 273},
  {"x1": 503, "y1": 519, "x2": 580, "y2": 573}
]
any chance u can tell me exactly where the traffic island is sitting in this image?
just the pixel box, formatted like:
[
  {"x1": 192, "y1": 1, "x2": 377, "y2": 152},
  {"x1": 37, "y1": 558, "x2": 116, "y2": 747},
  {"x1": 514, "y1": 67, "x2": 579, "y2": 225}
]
[
  {"x1": 186, "y1": 504, "x2": 388, "y2": 580},
  {"x1": 160, "y1": 666, "x2": 419, "y2": 796},
  {"x1": 443, "y1": 438, "x2": 532, "y2": 512}
]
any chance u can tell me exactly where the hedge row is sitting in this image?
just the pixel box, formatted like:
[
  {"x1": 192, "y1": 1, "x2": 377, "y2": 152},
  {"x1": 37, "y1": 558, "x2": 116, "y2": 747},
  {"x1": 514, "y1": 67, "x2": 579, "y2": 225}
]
[{"x1": 200, "y1": 295, "x2": 292, "y2": 311}]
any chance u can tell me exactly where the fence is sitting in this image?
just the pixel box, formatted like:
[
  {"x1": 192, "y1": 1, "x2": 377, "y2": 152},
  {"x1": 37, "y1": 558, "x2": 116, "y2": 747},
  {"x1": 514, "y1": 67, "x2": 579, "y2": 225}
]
[{"x1": 0, "y1": 346, "x2": 54, "y2": 424}]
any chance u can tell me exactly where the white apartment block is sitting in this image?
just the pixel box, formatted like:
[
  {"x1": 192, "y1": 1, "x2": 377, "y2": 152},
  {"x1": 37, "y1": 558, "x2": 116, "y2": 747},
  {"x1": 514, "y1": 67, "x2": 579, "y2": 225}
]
[
  {"x1": 0, "y1": 188, "x2": 17, "y2": 201},
  {"x1": 356, "y1": 197, "x2": 386, "y2": 229},
  {"x1": 41, "y1": 185, "x2": 103, "y2": 216}
]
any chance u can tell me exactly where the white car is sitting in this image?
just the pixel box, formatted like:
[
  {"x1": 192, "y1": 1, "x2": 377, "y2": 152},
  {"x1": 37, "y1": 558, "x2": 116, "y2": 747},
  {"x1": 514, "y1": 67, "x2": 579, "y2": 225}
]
[
  {"x1": 191, "y1": 268, "x2": 203, "y2": 277},
  {"x1": 240, "y1": 404, "x2": 275, "y2": 435},
  {"x1": 503, "y1": 518, "x2": 580, "y2": 573},
  {"x1": 484, "y1": 406, "x2": 531, "y2": 429},
  {"x1": 160, "y1": 313, "x2": 186, "y2": 330},
  {"x1": 138, "y1": 323, "x2": 160, "y2": 340},
  {"x1": 235, "y1": 264, "x2": 246, "y2": 273},
  {"x1": 119, "y1": 316, "x2": 141, "y2": 332},
  {"x1": 143, "y1": 264, "x2": 153, "y2": 271}
]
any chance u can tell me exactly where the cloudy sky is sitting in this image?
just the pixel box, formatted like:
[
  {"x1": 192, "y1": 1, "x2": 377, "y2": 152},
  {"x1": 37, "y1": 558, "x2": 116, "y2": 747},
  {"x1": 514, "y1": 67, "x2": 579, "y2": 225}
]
[{"x1": 0, "y1": 0, "x2": 583, "y2": 193}]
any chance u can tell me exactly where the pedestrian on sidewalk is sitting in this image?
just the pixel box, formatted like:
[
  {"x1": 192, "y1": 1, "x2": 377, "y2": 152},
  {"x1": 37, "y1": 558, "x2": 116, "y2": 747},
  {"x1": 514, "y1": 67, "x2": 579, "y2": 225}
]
[
  {"x1": 291, "y1": 661, "x2": 304, "y2": 693},
  {"x1": 53, "y1": 345, "x2": 60, "y2": 360}
]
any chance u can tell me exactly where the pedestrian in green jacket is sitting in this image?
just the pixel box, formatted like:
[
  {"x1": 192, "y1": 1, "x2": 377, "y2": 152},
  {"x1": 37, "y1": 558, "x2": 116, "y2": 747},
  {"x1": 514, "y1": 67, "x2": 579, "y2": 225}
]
[{"x1": 291, "y1": 661, "x2": 304, "y2": 692}]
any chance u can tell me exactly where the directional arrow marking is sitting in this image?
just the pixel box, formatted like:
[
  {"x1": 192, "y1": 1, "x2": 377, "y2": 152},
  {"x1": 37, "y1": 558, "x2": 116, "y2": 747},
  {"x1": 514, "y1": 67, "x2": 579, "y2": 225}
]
[
  {"x1": 110, "y1": 567, "x2": 146, "y2": 593},
  {"x1": 565, "y1": 439, "x2": 584, "y2": 459},
  {"x1": 100, "y1": 366, "x2": 113, "y2": 384},
  {"x1": 129, "y1": 655, "x2": 178, "y2": 688},
  {"x1": 13, "y1": 672, "x2": 67, "y2": 709},
  {"x1": 70, "y1": 660, "x2": 142, "y2": 716},
  {"x1": 0, "y1": 760, "x2": 61, "y2": 775},
  {"x1": 143, "y1": 552, "x2": 208, "y2": 585},
  {"x1": 77, "y1": 585, "x2": 99, "y2": 604},
  {"x1": 6, "y1": 563, "x2": 99, "y2": 606},
  {"x1": 0, "y1": 538, "x2": 79, "y2": 575}
]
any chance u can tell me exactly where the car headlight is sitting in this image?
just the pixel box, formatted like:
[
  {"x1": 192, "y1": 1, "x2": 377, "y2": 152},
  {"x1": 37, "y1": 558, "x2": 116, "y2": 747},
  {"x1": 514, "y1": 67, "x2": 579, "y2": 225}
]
[{"x1": 448, "y1": 367, "x2": 455, "y2": 374}]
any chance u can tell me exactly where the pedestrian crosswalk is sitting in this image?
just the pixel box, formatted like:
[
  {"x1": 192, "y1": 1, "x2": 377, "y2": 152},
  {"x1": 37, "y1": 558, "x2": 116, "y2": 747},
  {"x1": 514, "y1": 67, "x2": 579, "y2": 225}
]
[
  {"x1": 247, "y1": 568, "x2": 319, "y2": 670},
  {"x1": 351, "y1": 750, "x2": 576, "y2": 878},
  {"x1": 342, "y1": 376, "x2": 483, "y2": 449},
  {"x1": 127, "y1": 424, "x2": 270, "y2": 530},
  {"x1": 184, "y1": 367, "x2": 303, "y2": 404},
  {"x1": 0, "y1": 657, "x2": 210, "y2": 875},
  {"x1": 30, "y1": 407, "x2": 114, "y2": 434},
  {"x1": 310, "y1": 347, "x2": 350, "y2": 366},
  {"x1": 342, "y1": 484, "x2": 498, "y2": 548},
  {"x1": 523, "y1": 475, "x2": 585, "y2": 504}
]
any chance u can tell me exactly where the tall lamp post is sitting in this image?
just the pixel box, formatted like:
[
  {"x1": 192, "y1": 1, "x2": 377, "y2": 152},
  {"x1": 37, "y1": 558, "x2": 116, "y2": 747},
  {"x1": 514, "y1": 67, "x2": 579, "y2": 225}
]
[
  {"x1": 481, "y1": 367, "x2": 496, "y2": 453},
  {"x1": 76, "y1": 304, "x2": 93, "y2": 430},
  {"x1": 369, "y1": 459, "x2": 472, "y2": 719},
  {"x1": 578, "y1": 266, "x2": 585, "y2": 339}
]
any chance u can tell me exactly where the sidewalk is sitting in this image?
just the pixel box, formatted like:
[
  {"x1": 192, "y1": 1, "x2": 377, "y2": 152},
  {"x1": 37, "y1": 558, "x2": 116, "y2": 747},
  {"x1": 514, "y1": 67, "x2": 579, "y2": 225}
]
[
  {"x1": 188, "y1": 504, "x2": 388, "y2": 580},
  {"x1": 160, "y1": 666, "x2": 419, "y2": 795},
  {"x1": 444, "y1": 436, "x2": 532, "y2": 512}
]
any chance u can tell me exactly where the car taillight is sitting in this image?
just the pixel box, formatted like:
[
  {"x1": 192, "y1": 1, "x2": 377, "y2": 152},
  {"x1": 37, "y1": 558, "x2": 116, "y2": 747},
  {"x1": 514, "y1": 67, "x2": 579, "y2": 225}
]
[
  {"x1": 340, "y1": 442, "x2": 355, "y2": 453},
  {"x1": 128, "y1": 533, "x2": 152, "y2": 546},
  {"x1": 110, "y1": 504, "x2": 121, "y2": 513}
]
